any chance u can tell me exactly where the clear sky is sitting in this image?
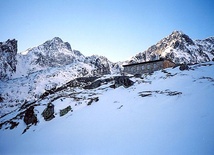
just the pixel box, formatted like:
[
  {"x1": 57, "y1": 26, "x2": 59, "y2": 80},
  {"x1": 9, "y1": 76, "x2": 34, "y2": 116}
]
[{"x1": 1, "y1": 0, "x2": 214, "y2": 62}]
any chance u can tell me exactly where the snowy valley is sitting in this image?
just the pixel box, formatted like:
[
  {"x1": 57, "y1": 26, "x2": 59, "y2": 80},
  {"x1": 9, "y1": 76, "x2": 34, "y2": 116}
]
[{"x1": 0, "y1": 31, "x2": 214, "y2": 155}]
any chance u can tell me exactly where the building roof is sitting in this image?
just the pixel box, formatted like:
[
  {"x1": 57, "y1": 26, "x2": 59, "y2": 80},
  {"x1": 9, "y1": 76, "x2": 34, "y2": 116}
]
[{"x1": 123, "y1": 59, "x2": 164, "y2": 67}]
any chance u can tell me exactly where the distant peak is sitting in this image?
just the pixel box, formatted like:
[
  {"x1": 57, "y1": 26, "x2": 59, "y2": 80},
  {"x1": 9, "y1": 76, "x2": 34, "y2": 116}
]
[
  {"x1": 51, "y1": 37, "x2": 63, "y2": 42},
  {"x1": 204, "y1": 36, "x2": 214, "y2": 42},
  {"x1": 43, "y1": 37, "x2": 64, "y2": 46},
  {"x1": 171, "y1": 30, "x2": 184, "y2": 36},
  {"x1": 168, "y1": 30, "x2": 194, "y2": 44}
]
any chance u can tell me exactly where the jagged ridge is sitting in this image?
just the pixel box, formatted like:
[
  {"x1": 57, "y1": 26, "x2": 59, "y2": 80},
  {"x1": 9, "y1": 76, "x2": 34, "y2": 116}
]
[
  {"x1": 14, "y1": 37, "x2": 120, "y2": 78},
  {"x1": 128, "y1": 31, "x2": 214, "y2": 64},
  {"x1": 0, "y1": 39, "x2": 17, "y2": 80}
]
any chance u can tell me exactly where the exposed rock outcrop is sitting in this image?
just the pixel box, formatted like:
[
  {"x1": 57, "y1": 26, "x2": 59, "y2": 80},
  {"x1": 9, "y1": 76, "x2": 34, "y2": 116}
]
[
  {"x1": 82, "y1": 76, "x2": 134, "y2": 89},
  {"x1": 42, "y1": 103, "x2": 55, "y2": 121},
  {"x1": 0, "y1": 39, "x2": 17, "y2": 80},
  {"x1": 24, "y1": 106, "x2": 38, "y2": 125},
  {"x1": 60, "y1": 106, "x2": 72, "y2": 117},
  {"x1": 179, "y1": 64, "x2": 189, "y2": 71},
  {"x1": 85, "y1": 55, "x2": 111, "y2": 76},
  {"x1": 83, "y1": 80, "x2": 103, "y2": 89},
  {"x1": 87, "y1": 97, "x2": 99, "y2": 106},
  {"x1": 0, "y1": 95, "x2": 3, "y2": 102},
  {"x1": 110, "y1": 76, "x2": 134, "y2": 88}
]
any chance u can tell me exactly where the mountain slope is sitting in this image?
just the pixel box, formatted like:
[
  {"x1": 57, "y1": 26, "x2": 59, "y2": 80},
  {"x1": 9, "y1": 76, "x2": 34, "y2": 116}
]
[
  {"x1": 128, "y1": 31, "x2": 214, "y2": 64},
  {"x1": 0, "y1": 61, "x2": 214, "y2": 155},
  {"x1": 14, "y1": 37, "x2": 120, "y2": 78},
  {"x1": 15, "y1": 37, "x2": 85, "y2": 77}
]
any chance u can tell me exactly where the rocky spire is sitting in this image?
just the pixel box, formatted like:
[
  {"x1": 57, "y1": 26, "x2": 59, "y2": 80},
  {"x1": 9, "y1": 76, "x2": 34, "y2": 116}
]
[{"x1": 0, "y1": 39, "x2": 18, "y2": 80}]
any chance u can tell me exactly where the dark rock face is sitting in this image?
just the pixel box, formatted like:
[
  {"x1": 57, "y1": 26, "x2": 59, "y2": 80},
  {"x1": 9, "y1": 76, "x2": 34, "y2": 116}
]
[
  {"x1": 212, "y1": 58, "x2": 214, "y2": 61},
  {"x1": 0, "y1": 95, "x2": 3, "y2": 102},
  {"x1": 179, "y1": 64, "x2": 189, "y2": 71},
  {"x1": 83, "y1": 80, "x2": 103, "y2": 89},
  {"x1": 0, "y1": 39, "x2": 18, "y2": 80},
  {"x1": 83, "y1": 77, "x2": 112, "y2": 89},
  {"x1": 85, "y1": 55, "x2": 111, "y2": 76},
  {"x1": 42, "y1": 103, "x2": 55, "y2": 121},
  {"x1": 87, "y1": 97, "x2": 99, "y2": 106},
  {"x1": 112, "y1": 76, "x2": 134, "y2": 88},
  {"x1": 139, "y1": 90, "x2": 182, "y2": 97},
  {"x1": 24, "y1": 106, "x2": 38, "y2": 125},
  {"x1": 83, "y1": 76, "x2": 134, "y2": 89},
  {"x1": 181, "y1": 34, "x2": 195, "y2": 45},
  {"x1": 9, "y1": 121, "x2": 19, "y2": 129},
  {"x1": 60, "y1": 106, "x2": 72, "y2": 117}
]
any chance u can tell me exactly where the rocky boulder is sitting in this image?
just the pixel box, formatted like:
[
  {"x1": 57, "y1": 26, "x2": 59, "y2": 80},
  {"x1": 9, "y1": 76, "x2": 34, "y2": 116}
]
[
  {"x1": 87, "y1": 97, "x2": 99, "y2": 106},
  {"x1": 24, "y1": 106, "x2": 38, "y2": 125},
  {"x1": 83, "y1": 80, "x2": 103, "y2": 89},
  {"x1": 111, "y1": 76, "x2": 134, "y2": 88},
  {"x1": 179, "y1": 64, "x2": 189, "y2": 71},
  {"x1": 60, "y1": 106, "x2": 72, "y2": 117},
  {"x1": 42, "y1": 103, "x2": 55, "y2": 121}
]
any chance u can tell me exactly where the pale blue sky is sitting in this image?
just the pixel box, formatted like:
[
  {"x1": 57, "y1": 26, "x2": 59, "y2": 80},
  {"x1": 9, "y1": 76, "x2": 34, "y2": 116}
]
[{"x1": 1, "y1": 0, "x2": 214, "y2": 62}]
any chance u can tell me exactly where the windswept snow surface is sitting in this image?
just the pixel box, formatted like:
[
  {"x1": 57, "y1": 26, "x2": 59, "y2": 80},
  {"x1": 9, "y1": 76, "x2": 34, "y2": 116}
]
[{"x1": 1, "y1": 62, "x2": 214, "y2": 155}]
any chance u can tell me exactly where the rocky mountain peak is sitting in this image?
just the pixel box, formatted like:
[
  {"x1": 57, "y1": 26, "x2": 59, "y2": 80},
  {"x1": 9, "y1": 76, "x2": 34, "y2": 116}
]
[
  {"x1": 40, "y1": 37, "x2": 72, "y2": 52},
  {"x1": 14, "y1": 38, "x2": 118, "y2": 78},
  {"x1": 171, "y1": 30, "x2": 184, "y2": 36},
  {"x1": 201, "y1": 36, "x2": 214, "y2": 44},
  {"x1": 128, "y1": 31, "x2": 214, "y2": 65},
  {"x1": 46, "y1": 37, "x2": 72, "y2": 50},
  {"x1": 51, "y1": 37, "x2": 63, "y2": 43},
  {"x1": 157, "y1": 30, "x2": 195, "y2": 49},
  {"x1": 168, "y1": 30, "x2": 195, "y2": 46},
  {"x1": 15, "y1": 37, "x2": 86, "y2": 75}
]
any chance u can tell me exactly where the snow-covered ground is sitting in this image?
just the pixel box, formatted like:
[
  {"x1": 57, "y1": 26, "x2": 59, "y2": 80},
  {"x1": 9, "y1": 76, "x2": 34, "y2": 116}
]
[{"x1": 0, "y1": 62, "x2": 214, "y2": 155}]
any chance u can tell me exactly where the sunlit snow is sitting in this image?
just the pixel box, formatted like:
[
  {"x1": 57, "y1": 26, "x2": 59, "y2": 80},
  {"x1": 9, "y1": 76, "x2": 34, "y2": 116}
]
[{"x1": 0, "y1": 62, "x2": 214, "y2": 155}]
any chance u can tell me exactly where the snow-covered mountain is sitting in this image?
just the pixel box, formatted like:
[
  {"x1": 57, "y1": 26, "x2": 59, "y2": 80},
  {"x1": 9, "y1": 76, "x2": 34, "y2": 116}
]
[
  {"x1": 127, "y1": 31, "x2": 214, "y2": 65},
  {"x1": 0, "y1": 32, "x2": 214, "y2": 154},
  {"x1": 19, "y1": 37, "x2": 84, "y2": 67},
  {"x1": 15, "y1": 37, "x2": 119, "y2": 78},
  {"x1": 3, "y1": 31, "x2": 214, "y2": 80},
  {"x1": 0, "y1": 39, "x2": 17, "y2": 80},
  {"x1": 0, "y1": 37, "x2": 122, "y2": 116}
]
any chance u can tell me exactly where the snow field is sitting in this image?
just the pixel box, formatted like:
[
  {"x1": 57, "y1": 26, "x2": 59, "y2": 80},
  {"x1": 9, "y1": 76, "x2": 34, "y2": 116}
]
[{"x1": 0, "y1": 62, "x2": 214, "y2": 155}]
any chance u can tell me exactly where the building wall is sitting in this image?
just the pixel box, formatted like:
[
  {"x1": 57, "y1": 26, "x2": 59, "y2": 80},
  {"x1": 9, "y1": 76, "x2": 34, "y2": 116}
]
[
  {"x1": 123, "y1": 60, "x2": 175, "y2": 75},
  {"x1": 163, "y1": 60, "x2": 175, "y2": 68}
]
